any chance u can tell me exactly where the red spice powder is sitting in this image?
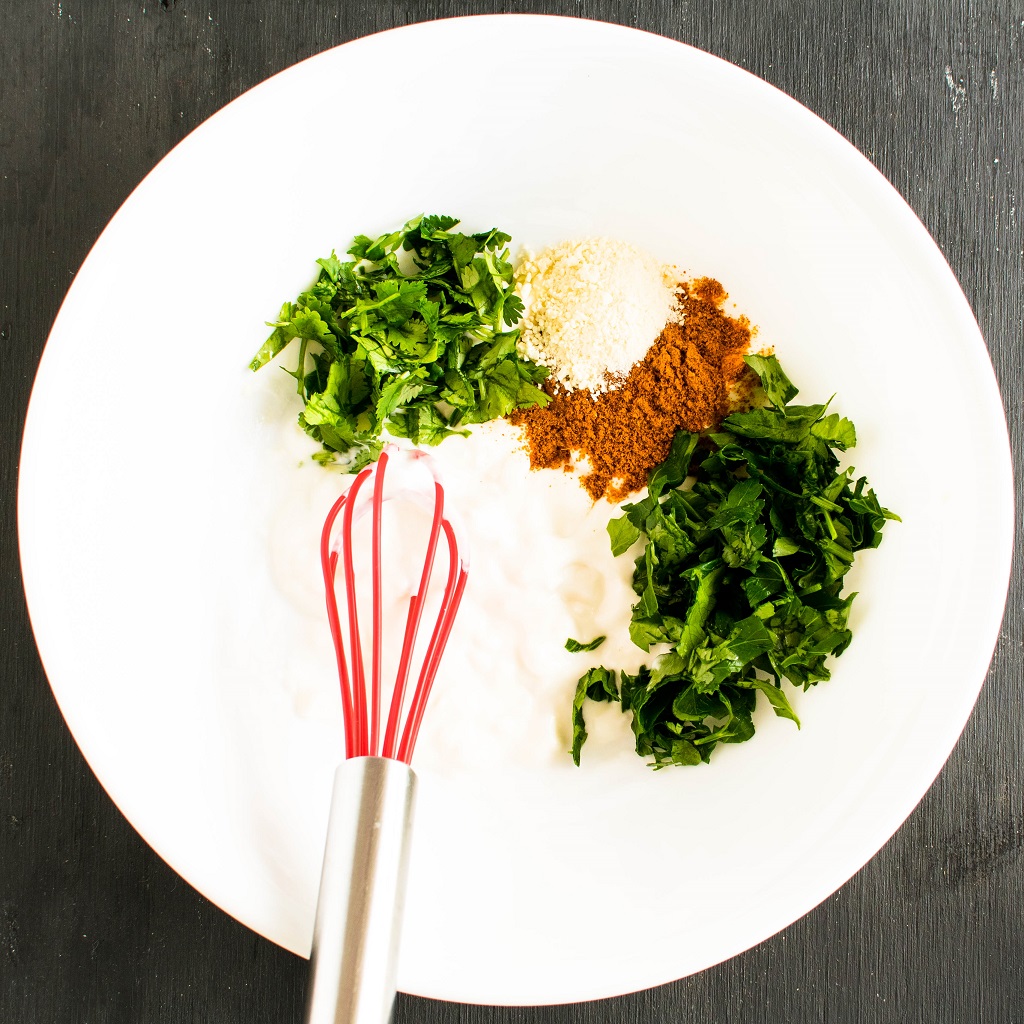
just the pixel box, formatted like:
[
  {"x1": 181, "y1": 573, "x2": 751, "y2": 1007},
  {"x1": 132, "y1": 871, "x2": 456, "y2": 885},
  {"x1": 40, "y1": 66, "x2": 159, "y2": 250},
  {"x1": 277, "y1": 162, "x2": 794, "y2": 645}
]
[{"x1": 509, "y1": 278, "x2": 756, "y2": 501}]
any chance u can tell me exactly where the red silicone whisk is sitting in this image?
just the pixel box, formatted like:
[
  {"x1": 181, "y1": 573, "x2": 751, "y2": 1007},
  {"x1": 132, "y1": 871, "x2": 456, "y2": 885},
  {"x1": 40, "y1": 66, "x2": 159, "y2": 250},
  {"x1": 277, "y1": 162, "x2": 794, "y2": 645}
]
[{"x1": 304, "y1": 445, "x2": 468, "y2": 1024}]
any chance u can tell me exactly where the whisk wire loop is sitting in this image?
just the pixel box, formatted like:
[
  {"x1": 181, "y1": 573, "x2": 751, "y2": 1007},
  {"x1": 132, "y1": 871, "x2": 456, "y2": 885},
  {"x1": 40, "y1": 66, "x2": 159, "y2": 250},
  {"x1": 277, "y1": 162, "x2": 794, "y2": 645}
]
[
  {"x1": 369, "y1": 450, "x2": 388, "y2": 758},
  {"x1": 382, "y1": 481, "x2": 445, "y2": 760},
  {"x1": 340, "y1": 464, "x2": 373, "y2": 757},
  {"x1": 320, "y1": 503, "x2": 355, "y2": 758},
  {"x1": 396, "y1": 519, "x2": 469, "y2": 764}
]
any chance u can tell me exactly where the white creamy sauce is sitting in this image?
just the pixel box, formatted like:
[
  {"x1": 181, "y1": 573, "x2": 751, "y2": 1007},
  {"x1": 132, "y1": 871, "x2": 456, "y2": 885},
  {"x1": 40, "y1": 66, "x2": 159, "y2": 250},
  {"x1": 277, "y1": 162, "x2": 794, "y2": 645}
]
[{"x1": 262, "y1": 410, "x2": 648, "y2": 778}]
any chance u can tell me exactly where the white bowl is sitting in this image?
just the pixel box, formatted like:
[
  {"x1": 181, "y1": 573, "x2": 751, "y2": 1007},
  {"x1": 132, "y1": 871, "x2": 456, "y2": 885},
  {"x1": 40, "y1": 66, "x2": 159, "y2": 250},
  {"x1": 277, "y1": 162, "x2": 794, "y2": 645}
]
[{"x1": 18, "y1": 14, "x2": 1013, "y2": 1006}]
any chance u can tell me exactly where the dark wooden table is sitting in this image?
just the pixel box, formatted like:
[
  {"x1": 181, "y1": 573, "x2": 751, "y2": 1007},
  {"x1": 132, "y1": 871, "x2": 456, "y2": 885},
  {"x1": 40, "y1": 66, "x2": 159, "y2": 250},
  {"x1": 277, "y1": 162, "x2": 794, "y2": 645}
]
[{"x1": 3, "y1": 2, "x2": 1021, "y2": 1021}]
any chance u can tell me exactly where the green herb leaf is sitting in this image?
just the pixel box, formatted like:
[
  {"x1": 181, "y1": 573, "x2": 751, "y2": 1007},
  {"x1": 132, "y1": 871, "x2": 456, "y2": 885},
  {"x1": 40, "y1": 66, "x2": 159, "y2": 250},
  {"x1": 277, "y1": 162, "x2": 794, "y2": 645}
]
[
  {"x1": 570, "y1": 667, "x2": 619, "y2": 766},
  {"x1": 607, "y1": 515, "x2": 642, "y2": 556},
  {"x1": 736, "y1": 677, "x2": 801, "y2": 726},
  {"x1": 744, "y1": 352, "x2": 798, "y2": 407},
  {"x1": 648, "y1": 430, "x2": 700, "y2": 499},
  {"x1": 565, "y1": 636, "x2": 607, "y2": 653}
]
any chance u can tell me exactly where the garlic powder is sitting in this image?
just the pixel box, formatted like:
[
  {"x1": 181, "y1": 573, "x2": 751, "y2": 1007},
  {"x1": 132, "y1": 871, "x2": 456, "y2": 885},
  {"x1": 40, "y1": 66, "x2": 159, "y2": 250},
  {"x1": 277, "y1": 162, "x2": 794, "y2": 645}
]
[{"x1": 514, "y1": 238, "x2": 681, "y2": 393}]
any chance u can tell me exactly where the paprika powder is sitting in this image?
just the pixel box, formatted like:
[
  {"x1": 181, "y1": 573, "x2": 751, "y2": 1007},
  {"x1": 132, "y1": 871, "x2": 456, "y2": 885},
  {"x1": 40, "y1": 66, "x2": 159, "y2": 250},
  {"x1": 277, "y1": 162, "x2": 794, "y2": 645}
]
[{"x1": 509, "y1": 278, "x2": 756, "y2": 502}]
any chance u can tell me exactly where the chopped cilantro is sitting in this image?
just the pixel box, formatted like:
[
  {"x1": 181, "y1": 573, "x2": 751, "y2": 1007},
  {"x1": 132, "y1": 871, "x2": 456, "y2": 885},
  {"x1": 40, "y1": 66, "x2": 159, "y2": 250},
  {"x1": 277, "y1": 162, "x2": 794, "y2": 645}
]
[{"x1": 250, "y1": 214, "x2": 550, "y2": 469}]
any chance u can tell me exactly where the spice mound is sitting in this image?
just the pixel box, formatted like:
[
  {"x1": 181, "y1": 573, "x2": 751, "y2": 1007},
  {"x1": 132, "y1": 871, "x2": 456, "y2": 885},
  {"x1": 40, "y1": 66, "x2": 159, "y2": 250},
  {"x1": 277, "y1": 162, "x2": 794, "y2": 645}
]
[
  {"x1": 510, "y1": 279, "x2": 755, "y2": 502},
  {"x1": 514, "y1": 238, "x2": 680, "y2": 393}
]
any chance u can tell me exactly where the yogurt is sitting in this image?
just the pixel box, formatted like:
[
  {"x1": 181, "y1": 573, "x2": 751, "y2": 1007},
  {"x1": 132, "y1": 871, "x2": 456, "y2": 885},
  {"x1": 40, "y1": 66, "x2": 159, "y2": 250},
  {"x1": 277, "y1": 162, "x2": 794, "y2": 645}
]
[{"x1": 267, "y1": 419, "x2": 648, "y2": 778}]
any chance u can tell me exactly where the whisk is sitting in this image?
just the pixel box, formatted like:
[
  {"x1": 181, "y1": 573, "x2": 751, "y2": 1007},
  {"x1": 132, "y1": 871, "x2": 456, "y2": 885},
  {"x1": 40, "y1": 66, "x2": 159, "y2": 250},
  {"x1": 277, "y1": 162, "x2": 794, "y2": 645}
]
[{"x1": 304, "y1": 445, "x2": 469, "y2": 1024}]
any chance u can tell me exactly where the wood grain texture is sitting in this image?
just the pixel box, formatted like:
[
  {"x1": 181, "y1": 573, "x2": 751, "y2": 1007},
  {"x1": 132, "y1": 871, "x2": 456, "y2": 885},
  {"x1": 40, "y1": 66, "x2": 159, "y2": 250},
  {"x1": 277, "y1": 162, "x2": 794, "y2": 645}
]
[{"x1": 1, "y1": 1, "x2": 1021, "y2": 1021}]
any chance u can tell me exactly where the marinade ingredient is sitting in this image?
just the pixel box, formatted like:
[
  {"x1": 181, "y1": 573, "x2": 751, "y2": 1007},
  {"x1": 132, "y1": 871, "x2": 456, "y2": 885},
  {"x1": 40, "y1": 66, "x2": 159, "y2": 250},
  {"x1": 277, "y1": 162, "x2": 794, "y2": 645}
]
[
  {"x1": 510, "y1": 279, "x2": 756, "y2": 501},
  {"x1": 250, "y1": 215, "x2": 551, "y2": 471},
  {"x1": 565, "y1": 636, "x2": 607, "y2": 653},
  {"x1": 513, "y1": 238, "x2": 680, "y2": 393},
  {"x1": 571, "y1": 353, "x2": 899, "y2": 768}
]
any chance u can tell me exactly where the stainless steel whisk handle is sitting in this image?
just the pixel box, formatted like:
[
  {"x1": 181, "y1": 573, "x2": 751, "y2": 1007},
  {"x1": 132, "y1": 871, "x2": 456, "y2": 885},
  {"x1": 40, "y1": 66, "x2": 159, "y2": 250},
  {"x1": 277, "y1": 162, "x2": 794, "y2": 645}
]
[{"x1": 304, "y1": 757, "x2": 417, "y2": 1024}]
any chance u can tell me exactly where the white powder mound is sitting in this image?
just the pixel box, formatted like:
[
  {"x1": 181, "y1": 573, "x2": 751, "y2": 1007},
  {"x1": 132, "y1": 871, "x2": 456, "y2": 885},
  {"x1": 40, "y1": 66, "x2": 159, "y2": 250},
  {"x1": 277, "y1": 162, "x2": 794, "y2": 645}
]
[{"x1": 514, "y1": 237, "x2": 681, "y2": 393}]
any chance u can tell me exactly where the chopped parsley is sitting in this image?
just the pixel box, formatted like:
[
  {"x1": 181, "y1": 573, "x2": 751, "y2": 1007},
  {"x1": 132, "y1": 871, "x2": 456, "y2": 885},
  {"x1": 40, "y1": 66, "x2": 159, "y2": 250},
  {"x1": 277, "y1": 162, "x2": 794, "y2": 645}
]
[
  {"x1": 572, "y1": 353, "x2": 899, "y2": 768},
  {"x1": 249, "y1": 214, "x2": 550, "y2": 470}
]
